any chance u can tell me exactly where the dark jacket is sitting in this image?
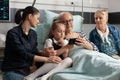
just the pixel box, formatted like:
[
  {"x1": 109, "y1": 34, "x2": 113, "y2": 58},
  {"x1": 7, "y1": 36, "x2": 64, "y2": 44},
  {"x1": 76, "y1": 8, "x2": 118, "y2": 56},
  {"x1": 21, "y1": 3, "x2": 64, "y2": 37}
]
[{"x1": 1, "y1": 25, "x2": 39, "y2": 76}]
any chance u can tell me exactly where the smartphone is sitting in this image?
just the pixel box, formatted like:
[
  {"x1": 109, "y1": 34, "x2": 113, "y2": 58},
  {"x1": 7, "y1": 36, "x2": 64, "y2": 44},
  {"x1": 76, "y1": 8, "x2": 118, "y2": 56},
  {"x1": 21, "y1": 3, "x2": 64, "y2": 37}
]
[{"x1": 68, "y1": 38, "x2": 77, "y2": 45}]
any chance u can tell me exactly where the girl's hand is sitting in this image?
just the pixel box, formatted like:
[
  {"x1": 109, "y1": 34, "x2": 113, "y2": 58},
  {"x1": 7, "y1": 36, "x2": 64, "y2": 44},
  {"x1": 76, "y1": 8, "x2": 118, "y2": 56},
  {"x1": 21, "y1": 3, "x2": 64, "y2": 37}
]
[
  {"x1": 46, "y1": 47, "x2": 56, "y2": 56},
  {"x1": 65, "y1": 44, "x2": 74, "y2": 49},
  {"x1": 57, "y1": 39, "x2": 66, "y2": 46},
  {"x1": 40, "y1": 47, "x2": 56, "y2": 57},
  {"x1": 48, "y1": 56, "x2": 62, "y2": 63}
]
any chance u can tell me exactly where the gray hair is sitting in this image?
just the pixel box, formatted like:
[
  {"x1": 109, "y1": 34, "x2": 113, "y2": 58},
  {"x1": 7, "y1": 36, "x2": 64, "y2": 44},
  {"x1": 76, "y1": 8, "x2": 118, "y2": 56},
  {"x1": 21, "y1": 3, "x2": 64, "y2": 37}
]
[{"x1": 94, "y1": 9, "x2": 109, "y2": 17}]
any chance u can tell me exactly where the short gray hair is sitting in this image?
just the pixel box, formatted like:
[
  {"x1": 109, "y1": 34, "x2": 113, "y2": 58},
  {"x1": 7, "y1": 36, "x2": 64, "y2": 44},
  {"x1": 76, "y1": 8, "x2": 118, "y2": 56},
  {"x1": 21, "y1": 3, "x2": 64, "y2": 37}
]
[{"x1": 94, "y1": 9, "x2": 108, "y2": 17}]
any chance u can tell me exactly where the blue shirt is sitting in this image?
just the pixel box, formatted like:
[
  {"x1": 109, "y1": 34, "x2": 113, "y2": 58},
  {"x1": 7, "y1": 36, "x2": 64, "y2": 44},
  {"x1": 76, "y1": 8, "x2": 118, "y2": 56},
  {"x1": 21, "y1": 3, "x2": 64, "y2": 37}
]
[
  {"x1": 89, "y1": 24, "x2": 120, "y2": 55},
  {"x1": 1, "y1": 25, "x2": 40, "y2": 76},
  {"x1": 100, "y1": 37, "x2": 118, "y2": 56}
]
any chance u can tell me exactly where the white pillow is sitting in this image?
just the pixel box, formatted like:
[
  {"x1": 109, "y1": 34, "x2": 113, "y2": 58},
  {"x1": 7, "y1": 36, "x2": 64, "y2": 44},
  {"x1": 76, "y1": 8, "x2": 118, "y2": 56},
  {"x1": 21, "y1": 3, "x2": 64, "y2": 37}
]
[
  {"x1": 35, "y1": 23, "x2": 51, "y2": 50},
  {"x1": 35, "y1": 10, "x2": 84, "y2": 50}
]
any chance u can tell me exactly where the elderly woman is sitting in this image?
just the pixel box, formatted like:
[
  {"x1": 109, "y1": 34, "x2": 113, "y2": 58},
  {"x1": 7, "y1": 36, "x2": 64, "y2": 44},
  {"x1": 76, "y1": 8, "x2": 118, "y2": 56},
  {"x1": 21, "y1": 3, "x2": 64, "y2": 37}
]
[{"x1": 89, "y1": 9, "x2": 120, "y2": 59}]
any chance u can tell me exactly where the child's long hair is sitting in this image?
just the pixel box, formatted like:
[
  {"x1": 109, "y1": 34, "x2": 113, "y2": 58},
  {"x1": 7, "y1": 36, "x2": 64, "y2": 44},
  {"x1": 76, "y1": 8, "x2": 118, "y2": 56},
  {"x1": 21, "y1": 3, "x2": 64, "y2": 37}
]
[{"x1": 48, "y1": 17, "x2": 64, "y2": 38}]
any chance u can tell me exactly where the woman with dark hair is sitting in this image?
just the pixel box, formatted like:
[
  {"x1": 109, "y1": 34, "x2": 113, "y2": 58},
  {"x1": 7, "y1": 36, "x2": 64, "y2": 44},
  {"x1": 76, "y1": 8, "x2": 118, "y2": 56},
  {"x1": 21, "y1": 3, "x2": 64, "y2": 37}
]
[{"x1": 1, "y1": 6, "x2": 61, "y2": 80}]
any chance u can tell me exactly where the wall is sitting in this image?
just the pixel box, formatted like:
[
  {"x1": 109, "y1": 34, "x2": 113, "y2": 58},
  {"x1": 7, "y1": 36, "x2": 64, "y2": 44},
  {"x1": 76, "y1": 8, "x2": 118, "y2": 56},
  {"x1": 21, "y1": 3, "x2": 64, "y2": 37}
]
[
  {"x1": 82, "y1": 24, "x2": 120, "y2": 37},
  {"x1": 108, "y1": 0, "x2": 120, "y2": 12},
  {"x1": 10, "y1": 0, "x2": 108, "y2": 12},
  {"x1": 0, "y1": 0, "x2": 120, "y2": 45},
  {"x1": 107, "y1": 0, "x2": 120, "y2": 24},
  {"x1": 0, "y1": 0, "x2": 109, "y2": 34}
]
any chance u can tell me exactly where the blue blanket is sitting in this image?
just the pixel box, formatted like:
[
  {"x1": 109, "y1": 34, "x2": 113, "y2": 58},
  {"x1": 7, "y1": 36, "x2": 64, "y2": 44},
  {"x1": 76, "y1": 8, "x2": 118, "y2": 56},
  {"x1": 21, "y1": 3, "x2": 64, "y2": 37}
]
[{"x1": 49, "y1": 46, "x2": 120, "y2": 80}]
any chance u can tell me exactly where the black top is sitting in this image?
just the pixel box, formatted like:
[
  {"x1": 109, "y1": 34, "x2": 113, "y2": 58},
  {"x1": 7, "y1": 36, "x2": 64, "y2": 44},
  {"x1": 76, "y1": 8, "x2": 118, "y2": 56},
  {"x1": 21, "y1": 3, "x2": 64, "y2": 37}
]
[
  {"x1": 1, "y1": 25, "x2": 39, "y2": 76},
  {"x1": 52, "y1": 38, "x2": 62, "y2": 50},
  {"x1": 51, "y1": 38, "x2": 64, "y2": 59}
]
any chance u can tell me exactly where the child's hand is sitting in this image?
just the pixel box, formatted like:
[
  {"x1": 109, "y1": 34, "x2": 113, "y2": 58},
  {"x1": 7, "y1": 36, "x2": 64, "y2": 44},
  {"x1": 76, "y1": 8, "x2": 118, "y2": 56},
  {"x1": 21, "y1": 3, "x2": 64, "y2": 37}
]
[
  {"x1": 65, "y1": 44, "x2": 74, "y2": 49},
  {"x1": 46, "y1": 47, "x2": 56, "y2": 56},
  {"x1": 57, "y1": 39, "x2": 66, "y2": 46},
  {"x1": 39, "y1": 47, "x2": 56, "y2": 57}
]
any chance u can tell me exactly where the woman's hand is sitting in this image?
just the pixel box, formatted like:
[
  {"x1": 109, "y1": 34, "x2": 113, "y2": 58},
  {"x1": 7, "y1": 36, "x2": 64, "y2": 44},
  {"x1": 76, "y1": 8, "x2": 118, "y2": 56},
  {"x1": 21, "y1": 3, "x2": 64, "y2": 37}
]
[
  {"x1": 34, "y1": 55, "x2": 61, "y2": 63},
  {"x1": 48, "y1": 56, "x2": 62, "y2": 63}
]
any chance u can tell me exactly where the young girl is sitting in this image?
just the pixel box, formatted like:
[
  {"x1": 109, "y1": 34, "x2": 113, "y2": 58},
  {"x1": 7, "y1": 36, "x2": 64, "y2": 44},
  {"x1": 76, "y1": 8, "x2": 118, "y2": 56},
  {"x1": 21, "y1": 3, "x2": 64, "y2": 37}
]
[
  {"x1": 24, "y1": 19, "x2": 73, "y2": 80},
  {"x1": 44, "y1": 20, "x2": 72, "y2": 59}
]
